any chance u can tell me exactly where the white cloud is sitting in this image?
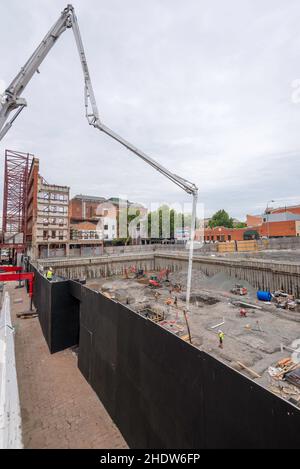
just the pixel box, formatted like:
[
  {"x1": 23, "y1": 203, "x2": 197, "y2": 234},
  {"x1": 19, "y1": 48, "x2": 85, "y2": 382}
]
[
  {"x1": 0, "y1": 79, "x2": 5, "y2": 93},
  {"x1": 0, "y1": 0, "x2": 300, "y2": 220}
]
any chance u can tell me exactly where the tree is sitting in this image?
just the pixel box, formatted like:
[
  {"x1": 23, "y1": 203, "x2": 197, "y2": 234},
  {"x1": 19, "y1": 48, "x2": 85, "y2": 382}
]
[
  {"x1": 208, "y1": 209, "x2": 233, "y2": 228},
  {"x1": 146, "y1": 205, "x2": 200, "y2": 239},
  {"x1": 234, "y1": 222, "x2": 247, "y2": 228}
]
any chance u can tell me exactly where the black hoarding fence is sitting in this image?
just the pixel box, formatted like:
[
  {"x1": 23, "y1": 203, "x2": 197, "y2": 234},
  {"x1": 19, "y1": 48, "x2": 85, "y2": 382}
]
[
  {"x1": 31, "y1": 267, "x2": 80, "y2": 353},
  {"x1": 77, "y1": 285, "x2": 300, "y2": 449},
  {"x1": 31, "y1": 265, "x2": 52, "y2": 346},
  {"x1": 30, "y1": 268, "x2": 300, "y2": 448}
]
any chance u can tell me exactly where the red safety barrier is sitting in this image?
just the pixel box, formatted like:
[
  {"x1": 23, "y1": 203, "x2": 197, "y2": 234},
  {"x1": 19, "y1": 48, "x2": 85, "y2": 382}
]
[
  {"x1": 0, "y1": 266, "x2": 22, "y2": 272},
  {"x1": 0, "y1": 272, "x2": 35, "y2": 297}
]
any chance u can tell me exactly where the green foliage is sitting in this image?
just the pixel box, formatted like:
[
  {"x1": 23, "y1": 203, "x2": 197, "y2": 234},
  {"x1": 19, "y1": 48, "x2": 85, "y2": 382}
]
[
  {"x1": 147, "y1": 205, "x2": 199, "y2": 238},
  {"x1": 111, "y1": 238, "x2": 131, "y2": 246},
  {"x1": 208, "y1": 210, "x2": 234, "y2": 228},
  {"x1": 234, "y1": 222, "x2": 247, "y2": 228}
]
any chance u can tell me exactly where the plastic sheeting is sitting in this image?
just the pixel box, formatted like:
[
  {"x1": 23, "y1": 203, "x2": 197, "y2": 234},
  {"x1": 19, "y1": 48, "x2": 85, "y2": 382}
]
[{"x1": 0, "y1": 292, "x2": 22, "y2": 448}]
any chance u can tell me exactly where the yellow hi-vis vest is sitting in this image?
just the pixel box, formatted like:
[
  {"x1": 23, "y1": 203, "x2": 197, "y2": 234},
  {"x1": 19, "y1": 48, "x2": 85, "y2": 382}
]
[{"x1": 46, "y1": 270, "x2": 53, "y2": 280}]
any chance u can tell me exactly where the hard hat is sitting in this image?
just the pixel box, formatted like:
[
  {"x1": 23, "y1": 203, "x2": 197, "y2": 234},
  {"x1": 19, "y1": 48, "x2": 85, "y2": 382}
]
[
  {"x1": 49, "y1": 267, "x2": 53, "y2": 271},
  {"x1": 218, "y1": 329, "x2": 222, "y2": 333}
]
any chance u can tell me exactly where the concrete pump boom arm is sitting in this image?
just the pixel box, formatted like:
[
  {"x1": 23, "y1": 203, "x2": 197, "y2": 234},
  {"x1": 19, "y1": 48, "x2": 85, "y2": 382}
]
[{"x1": 0, "y1": 3, "x2": 198, "y2": 309}]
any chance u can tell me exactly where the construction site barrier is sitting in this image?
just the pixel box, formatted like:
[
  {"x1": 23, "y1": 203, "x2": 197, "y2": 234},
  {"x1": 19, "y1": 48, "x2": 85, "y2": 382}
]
[
  {"x1": 31, "y1": 266, "x2": 300, "y2": 448},
  {"x1": 31, "y1": 267, "x2": 79, "y2": 353},
  {"x1": 0, "y1": 292, "x2": 23, "y2": 448},
  {"x1": 77, "y1": 286, "x2": 300, "y2": 449}
]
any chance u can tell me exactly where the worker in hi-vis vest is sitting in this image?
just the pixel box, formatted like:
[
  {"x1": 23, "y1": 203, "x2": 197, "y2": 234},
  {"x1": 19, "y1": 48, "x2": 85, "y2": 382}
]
[
  {"x1": 46, "y1": 267, "x2": 53, "y2": 281},
  {"x1": 218, "y1": 330, "x2": 224, "y2": 348}
]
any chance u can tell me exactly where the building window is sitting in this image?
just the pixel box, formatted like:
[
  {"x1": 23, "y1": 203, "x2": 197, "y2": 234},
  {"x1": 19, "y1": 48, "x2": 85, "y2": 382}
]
[
  {"x1": 104, "y1": 224, "x2": 108, "y2": 230},
  {"x1": 51, "y1": 230, "x2": 56, "y2": 238},
  {"x1": 104, "y1": 209, "x2": 108, "y2": 216},
  {"x1": 228, "y1": 235, "x2": 231, "y2": 241},
  {"x1": 43, "y1": 230, "x2": 48, "y2": 240},
  {"x1": 40, "y1": 191, "x2": 49, "y2": 199},
  {"x1": 217, "y1": 236, "x2": 220, "y2": 241},
  {"x1": 59, "y1": 231, "x2": 63, "y2": 240}
]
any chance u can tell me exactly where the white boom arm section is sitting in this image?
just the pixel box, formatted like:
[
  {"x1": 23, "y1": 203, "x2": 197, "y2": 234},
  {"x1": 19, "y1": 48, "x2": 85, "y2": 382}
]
[{"x1": 0, "y1": 4, "x2": 198, "y2": 310}]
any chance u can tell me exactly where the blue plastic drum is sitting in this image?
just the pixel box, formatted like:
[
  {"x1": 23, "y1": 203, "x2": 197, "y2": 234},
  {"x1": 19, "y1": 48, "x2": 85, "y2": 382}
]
[{"x1": 257, "y1": 290, "x2": 272, "y2": 301}]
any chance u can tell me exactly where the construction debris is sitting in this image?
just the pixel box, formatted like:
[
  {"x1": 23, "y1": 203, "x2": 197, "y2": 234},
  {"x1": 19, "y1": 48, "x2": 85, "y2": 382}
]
[
  {"x1": 233, "y1": 300, "x2": 262, "y2": 310},
  {"x1": 210, "y1": 319, "x2": 225, "y2": 329},
  {"x1": 17, "y1": 311, "x2": 38, "y2": 319},
  {"x1": 285, "y1": 367, "x2": 300, "y2": 388},
  {"x1": 231, "y1": 284, "x2": 248, "y2": 295},
  {"x1": 236, "y1": 361, "x2": 261, "y2": 379},
  {"x1": 268, "y1": 357, "x2": 300, "y2": 381}
]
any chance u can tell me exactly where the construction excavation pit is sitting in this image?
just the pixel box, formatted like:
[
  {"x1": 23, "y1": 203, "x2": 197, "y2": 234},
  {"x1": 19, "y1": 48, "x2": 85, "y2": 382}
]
[
  {"x1": 181, "y1": 293, "x2": 220, "y2": 306},
  {"x1": 86, "y1": 266, "x2": 300, "y2": 407}
]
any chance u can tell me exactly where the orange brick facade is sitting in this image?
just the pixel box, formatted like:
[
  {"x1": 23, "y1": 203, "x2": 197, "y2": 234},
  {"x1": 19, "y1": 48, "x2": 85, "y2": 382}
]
[
  {"x1": 197, "y1": 220, "x2": 300, "y2": 242},
  {"x1": 69, "y1": 198, "x2": 114, "y2": 221},
  {"x1": 270, "y1": 205, "x2": 300, "y2": 215},
  {"x1": 259, "y1": 220, "x2": 299, "y2": 238},
  {"x1": 246, "y1": 214, "x2": 262, "y2": 226}
]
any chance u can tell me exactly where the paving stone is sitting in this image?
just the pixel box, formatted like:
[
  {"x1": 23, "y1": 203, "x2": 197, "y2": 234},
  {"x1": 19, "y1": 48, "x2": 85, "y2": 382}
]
[{"x1": 7, "y1": 283, "x2": 128, "y2": 449}]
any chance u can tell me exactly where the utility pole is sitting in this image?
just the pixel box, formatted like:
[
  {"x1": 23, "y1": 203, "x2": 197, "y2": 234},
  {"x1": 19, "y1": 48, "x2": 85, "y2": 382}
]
[{"x1": 266, "y1": 199, "x2": 275, "y2": 239}]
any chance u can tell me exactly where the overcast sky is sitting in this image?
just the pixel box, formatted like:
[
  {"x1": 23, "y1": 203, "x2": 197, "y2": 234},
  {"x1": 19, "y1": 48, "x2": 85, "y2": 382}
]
[{"x1": 1, "y1": 0, "x2": 300, "y2": 220}]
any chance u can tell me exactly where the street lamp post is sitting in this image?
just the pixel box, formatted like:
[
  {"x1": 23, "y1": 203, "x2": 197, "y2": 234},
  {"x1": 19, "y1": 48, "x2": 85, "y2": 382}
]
[{"x1": 266, "y1": 199, "x2": 275, "y2": 239}]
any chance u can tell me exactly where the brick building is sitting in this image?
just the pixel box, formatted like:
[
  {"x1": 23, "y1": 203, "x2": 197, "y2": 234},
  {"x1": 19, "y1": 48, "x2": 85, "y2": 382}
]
[
  {"x1": 26, "y1": 158, "x2": 70, "y2": 259},
  {"x1": 198, "y1": 203, "x2": 300, "y2": 243},
  {"x1": 69, "y1": 195, "x2": 147, "y2": 242},
  {"x1": 69, "y1": 194, "x2": 108, "y2": 220},
  {"x1": 268, "y1": 204, "x2": 300, "y2": 216},
  {"x1": 69, "y1": 194, "x2": 118, "y2": 244},
  {"x1": 199, "y1": 219, "x2": 300, "y2": 243}
]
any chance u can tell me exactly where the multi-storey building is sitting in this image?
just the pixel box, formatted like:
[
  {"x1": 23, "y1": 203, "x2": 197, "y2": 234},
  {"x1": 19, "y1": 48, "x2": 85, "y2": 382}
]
[
  {"x1": 26, "y1": 158, "x2": 70, "y2": 259},
  {"x1": 69, "y1": 194, "x2": 147, "y2": 242}
]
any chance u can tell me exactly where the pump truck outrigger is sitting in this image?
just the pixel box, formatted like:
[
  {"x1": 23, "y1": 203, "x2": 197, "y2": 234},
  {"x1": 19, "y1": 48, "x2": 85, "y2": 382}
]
[{"x1": 0, "y1": 4, "x2": 198, "y2": 310}]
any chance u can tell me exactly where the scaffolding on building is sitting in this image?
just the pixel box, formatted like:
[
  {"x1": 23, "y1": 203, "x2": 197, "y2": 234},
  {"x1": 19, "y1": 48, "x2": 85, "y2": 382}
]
[{"x1": 1, "y1": 150, "x2": 32, "y2": 250}]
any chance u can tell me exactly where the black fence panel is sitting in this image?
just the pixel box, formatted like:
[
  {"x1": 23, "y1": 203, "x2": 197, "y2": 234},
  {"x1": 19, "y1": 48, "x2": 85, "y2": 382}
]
[
  {"x1": 31, "y1": 270, "x2": 300, "y2": 448},
  {"x1": 78, "y1": 287, "x2": 300, "y2": 449},
  {"x1": 31, "y1": 267, "x2": 80, "y2": 353},
  {"x1": 51, "y1": 281, "x2": 80, "y2": 353},
  {"x1": 201, "y1": 353, "x2": 300, "y2": 449},
  {"x1": 31, "y1": 266, "x2": 52, "y2": 346}
]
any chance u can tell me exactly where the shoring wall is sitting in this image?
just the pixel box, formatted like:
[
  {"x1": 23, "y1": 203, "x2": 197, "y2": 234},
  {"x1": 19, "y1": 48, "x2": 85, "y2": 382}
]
[
  {"x1": 36, "y1": 251, "x2": 300, "y2": 296},
  {"x1": 154, "y1": 253, "x2": 300, "y2": 297}
]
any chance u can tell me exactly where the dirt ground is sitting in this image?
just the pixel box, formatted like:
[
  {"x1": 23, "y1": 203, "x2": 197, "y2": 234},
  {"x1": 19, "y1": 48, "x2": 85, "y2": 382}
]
[{"x1": 87, "y1": 268, "x2": 300, "y2": 406}]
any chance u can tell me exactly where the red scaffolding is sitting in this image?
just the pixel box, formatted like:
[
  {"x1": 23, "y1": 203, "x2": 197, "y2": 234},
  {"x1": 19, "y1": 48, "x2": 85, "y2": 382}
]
[{"x1": 2, "y1": 149, "x2": 32, "y2": 247}]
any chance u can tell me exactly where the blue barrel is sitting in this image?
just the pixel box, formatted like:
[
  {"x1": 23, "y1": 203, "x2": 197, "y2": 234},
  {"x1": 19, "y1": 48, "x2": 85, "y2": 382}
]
[{"x1": 257, "y1": 290, "x2": 272, "y2": 301}]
